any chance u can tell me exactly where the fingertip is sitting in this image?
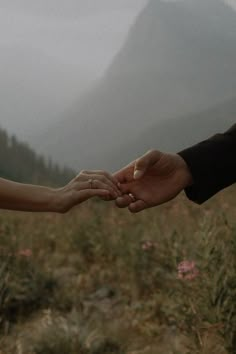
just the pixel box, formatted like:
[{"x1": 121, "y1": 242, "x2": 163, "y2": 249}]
[
  {"x1": 115, "y1": 197, "x2": 126, "y2": 208},
  {"x1": 115, "y1": 200, "x2": 122, "y2": 208},
  {"x1": 128, "y1": 204, "x2": 139, "y2": 213},
  {"x1": 115, "y1": 195, "x2": 133, "y2": 208},
  {"x1": 134, "y1": 169, "x2": 144, "y2": 180},
  {"x1": 128, "y1": 200, "x2": 146, "y2": 213}
]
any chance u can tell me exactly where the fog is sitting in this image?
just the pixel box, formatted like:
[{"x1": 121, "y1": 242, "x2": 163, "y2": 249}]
[
  {"x1": 35, "y1": 0, "x2": 236, "y2": 170},
  {"x1": 0, "y1": 0, "x2": 147, "y2": 139},
  {"x1": 0, "y1": 0, "x2": 236, "y2": 148}
]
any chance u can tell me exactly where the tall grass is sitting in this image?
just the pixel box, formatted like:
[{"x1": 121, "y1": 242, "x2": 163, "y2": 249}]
[{"x1": 0, "y1": 188, "x2": 235, "y2": 353}]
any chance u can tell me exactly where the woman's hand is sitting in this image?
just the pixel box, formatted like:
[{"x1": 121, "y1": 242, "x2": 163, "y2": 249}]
[{"x1": 54, "y1": 170, "x2": 120, "y2": 213}]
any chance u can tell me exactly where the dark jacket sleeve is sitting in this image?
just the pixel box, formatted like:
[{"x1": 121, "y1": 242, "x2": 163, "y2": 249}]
[{"x1": 178, "y1": 124, "x2": 236, "y2": 204}]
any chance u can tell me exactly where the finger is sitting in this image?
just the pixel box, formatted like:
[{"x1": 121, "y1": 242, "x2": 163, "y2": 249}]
[
  {"x1": 84, "y1": 170, "x2": 119, "y2": 187},
  {"x1": 119, "y1": 182, "x2": 134, "y2": 195},
  {"x1": 134, "y1": 150, "x2": 162, "y2": 180},
  {"x1": 80, "y1": 173, "x2": 120, "y2": 195},
  {"x1": 113, "y1": 163, "x2": 135, "y2": 184},
  {"x1": 91, "y1": 174, "x2": 121, "y2": 195},
  {"x1": 77, "y1": 189, "x2": 110, "y2": 203},
  {"x1": 91, "y1": 179, "x2": 118, "y2": 199},
  {"x1": 115, "y1": 194, "x2": 134, "y2": 208},
  {"x1": 78, "y1": 180, "x2": 118, "y2": 199},
  {"x1": 128, "y1": 200, "x2": 147, "y2": 213}
]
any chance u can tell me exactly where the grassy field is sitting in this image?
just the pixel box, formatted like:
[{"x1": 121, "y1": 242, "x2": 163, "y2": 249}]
[{"x1": 0, "y1": 187, "x2": 236, "y2": 354}]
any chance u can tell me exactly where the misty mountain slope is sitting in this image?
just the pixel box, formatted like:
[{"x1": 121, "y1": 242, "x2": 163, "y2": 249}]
[
  {"x1": 107, "y1": 97, "x2": 236, "y2": 170},
  {"x1": 39, "y1": 0, "x2": 236, "y2": 170}
]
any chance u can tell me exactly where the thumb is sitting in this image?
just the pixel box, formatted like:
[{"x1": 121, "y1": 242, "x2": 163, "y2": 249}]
[{"x1": 134, "y1": 150, "x2": 162, "y2": 179}]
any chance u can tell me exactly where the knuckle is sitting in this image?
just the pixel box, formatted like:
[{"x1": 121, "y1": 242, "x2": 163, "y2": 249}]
[
  {"x1": 74, "y1": 175, "x2": 81, "y2": 182},
  {"x1": 100, "y1": 176, "x2": 107, "y2": 183},
  {"x1": 148, "y1": 149, "x2": 158, "y2": 156},
  {"x1": 104, "y1": 171, "x2": 111, "y2": 179},
  {"x1": 92, "y1": 179, "x2": 98, "y2": 188}
]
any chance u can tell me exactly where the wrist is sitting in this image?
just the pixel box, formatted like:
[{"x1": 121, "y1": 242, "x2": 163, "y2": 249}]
[
  {"x1": 48, "y1": 187, "x2": 69, "y2": 213},
  {"x1": 177, "y1": 154, "x2": 193, "y2": 188}
]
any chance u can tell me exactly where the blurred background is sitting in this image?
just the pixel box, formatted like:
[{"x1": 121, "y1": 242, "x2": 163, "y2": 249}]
[
  {"x1": 1, "y1": 2, "x2": 236, "y2": 353},
  {"x1": 1, "y1": 0, "x2": 236, "y2": 176}
]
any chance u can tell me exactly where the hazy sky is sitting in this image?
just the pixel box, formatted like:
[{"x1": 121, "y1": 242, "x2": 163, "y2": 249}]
[
  {"x1": 225, "y1": 0, "x2": 236, "y2": 9},
  {"x1": 0, "y1": 0, "x2": 235, "y2": 83},
  {"x1": 0, "y1": 0, "x2": 148, "y2": 82},
  {"x1": 0, "y1": 0, "x2": 149, "y2": 138},
  {"x1": 0, "y1": 0, "x2": 235, "y2": 140}
]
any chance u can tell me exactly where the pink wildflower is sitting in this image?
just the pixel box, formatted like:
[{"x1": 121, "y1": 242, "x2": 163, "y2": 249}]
[
  {"x1": 17, "y1": 249, "x2": 32, "y2": 258},
  {"x1": 177, "y1": 260, "x2": 199, "y2": 281}
]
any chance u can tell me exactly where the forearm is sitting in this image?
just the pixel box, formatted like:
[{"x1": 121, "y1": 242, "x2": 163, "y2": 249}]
[
  {"x1": 0, "y1": 178, "x2": 59, "y2": 212},
  {"x1": 178, "y1": 124, "x2": 236, "y2": 204}
]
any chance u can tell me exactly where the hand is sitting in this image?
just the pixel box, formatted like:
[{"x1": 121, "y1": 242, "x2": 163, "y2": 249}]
[
  {"x1": 54, "y1": 170, "x2": 120, "y2": 213},
  {"x1": 114, "y1": 150, "x2": 193, "y2": 213}
]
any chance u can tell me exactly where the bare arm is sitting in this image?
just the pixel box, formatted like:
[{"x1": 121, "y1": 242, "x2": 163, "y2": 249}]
[
  {"x1": 0, "y1": 178, "x2": 59, "y2": 212},
  {"x1": 0, "y1": 170, "x2": 120, "y2": 213}
]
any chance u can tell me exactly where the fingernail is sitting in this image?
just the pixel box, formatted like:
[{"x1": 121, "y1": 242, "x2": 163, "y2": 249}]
[{"x1": 134, "y1": 170, "x2": 143, "y2": 180}]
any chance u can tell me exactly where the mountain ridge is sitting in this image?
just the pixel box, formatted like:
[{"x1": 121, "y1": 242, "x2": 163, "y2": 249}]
[{"x1": 38, "y1": 0, "x2": 236, "y2": 170}]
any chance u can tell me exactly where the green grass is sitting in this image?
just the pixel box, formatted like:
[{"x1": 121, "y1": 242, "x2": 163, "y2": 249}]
[{"x1": 0, "y1": 187, "x2": 235, "y2": 353}]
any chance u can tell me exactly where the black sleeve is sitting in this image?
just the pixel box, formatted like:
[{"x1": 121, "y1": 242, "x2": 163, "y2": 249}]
[{"x1": 178, "y1": 124, "x2": 236, "y2": 204}]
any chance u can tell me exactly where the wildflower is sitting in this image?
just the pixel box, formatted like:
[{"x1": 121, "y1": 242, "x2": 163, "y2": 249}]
[
  {"x1": 141, "y1": 240, "x2": 158, "y2": 251},
  {"x1": 17, "y1": 249, "x2": 32, "y2": 258},
  {"x1": 177, "y1": 260, "x2": 199, "y2": 281}
]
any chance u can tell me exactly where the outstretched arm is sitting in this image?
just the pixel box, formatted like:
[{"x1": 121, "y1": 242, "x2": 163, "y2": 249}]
[{"x1": 0, "y1": 170, "x2": 120, "y2": 213}]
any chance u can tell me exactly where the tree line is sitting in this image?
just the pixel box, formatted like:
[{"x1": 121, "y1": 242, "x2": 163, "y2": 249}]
[{"x1": 0, "y1": 127, "x2": 75, "y2": 187}]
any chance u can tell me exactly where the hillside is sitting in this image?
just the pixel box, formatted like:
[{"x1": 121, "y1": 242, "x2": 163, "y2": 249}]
[
  {"x1": 0, "y1": 127, "x2": 74, "y2": 186},
  {"x1": 38, "y1": 0, "x2": 236, "y2": 170},
  {"x1": 109, "y1": 97, "x2": 236, "y2": 170}
]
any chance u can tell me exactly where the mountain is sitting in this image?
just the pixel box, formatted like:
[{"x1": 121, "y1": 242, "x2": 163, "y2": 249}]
[
  {"x1": 38, "y1": 0, "x2": 236, "y2": 171},
  {"x1": 0, "y1": 127, "x2": 74, "y2": 187},
  {"x1": 107, "y1": 97, "x2": 236, "y2": 170}
]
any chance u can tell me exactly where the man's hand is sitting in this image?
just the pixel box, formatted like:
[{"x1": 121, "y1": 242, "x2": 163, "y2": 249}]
[{"x1": 114, "y1": 150, "x2": 193, "y2": 213}]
